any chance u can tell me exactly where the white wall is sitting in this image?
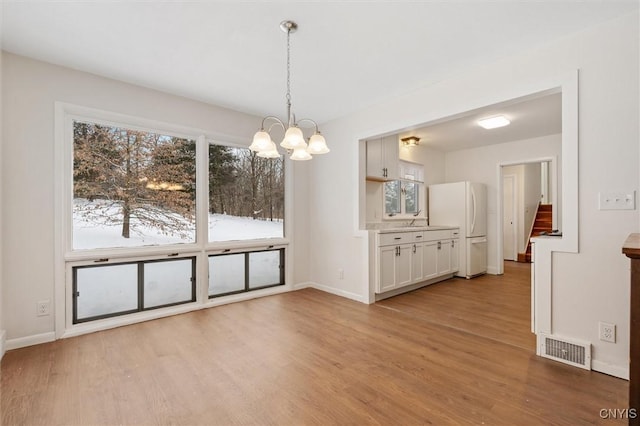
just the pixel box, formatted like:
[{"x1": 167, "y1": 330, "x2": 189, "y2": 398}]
[
  {"x1": 0, "y1": 3, "x2": 5, "y2": 360},
  {"x1": 1, "y1": 52, "x2": 311, "y2": 343},
  {"x1": 446, "y1": 135, "x2": 561, "y2": 272},
  {"x1": 311, "y1": 11, "x2": 638, "y2": 377}
]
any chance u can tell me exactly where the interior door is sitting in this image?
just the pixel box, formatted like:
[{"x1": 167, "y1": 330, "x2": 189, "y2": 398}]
[{"x1": 503, "y1": 174, "x2": 517, "y2": 261}]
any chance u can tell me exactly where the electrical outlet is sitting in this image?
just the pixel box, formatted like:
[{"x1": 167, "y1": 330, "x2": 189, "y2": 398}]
[
  {"x1": 37, "y1": 300, "x2": 50, "y2": 317},
  {"x1": 599, "y1": 322, "x2": 616, "y2": 343},
  {"x1": 338, "y1": 268, "x2": 344, "y2": 280}
]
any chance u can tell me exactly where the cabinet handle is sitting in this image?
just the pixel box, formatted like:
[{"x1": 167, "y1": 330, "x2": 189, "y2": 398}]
[
  {"x1": 451, "y1": 241, "x2": 455, "y2": 248},
  {"x1": 413, "y1": 244, "x2": 416, "y2": 253},
  {"x1": 394, "y1": 237, "x2": 401, "y2": 240},
  {"x1": 437, "y1": 241, "x2": 441, "y2": 250},
  {"x1": 383, "y1": 167, "x2": 387, "y2": 177},
  {"x1": 396, "y1": 246, "x2": 400, "y2": 256}
]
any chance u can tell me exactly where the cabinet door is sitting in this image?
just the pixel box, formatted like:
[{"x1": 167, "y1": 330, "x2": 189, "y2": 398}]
[
  {"x1": 451, "y1": 239, "x2": 460, "y2": 272},
  {"x1": 378, "y1": 245, "x2": 397, "y2": 293},
  {"x1": 382, "y1": 135, "x2": 399, "y2": 180},
  {"x1": 396, "y1": 244, "x2": 413, "y2": 288},
  {"x1": 366, "y1": 138, "x2": 385, "y2": 180},
  {"x1": 423, "y1": 241, "x2": 438, "y2": 280},
  {"x1": 411, "y1": 243, "x2": 424, "y2": 282},
  {"x1": 437, "y1": 239, "x2": 452, "y2": 276}
]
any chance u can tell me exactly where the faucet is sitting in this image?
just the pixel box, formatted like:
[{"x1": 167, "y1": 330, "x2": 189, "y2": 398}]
[{"x1": 408, "y1": 210, "x2": 422, "y2": 226}]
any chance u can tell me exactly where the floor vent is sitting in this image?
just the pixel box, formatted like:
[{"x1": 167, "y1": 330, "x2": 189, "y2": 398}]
[{"x1": 539, "y1": 333, "x2": 591, "y2": 370}]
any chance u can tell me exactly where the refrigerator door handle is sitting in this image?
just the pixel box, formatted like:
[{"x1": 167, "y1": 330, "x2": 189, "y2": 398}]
[
  {"x1": 471, "y1": 237, "x2": 487, "y2": 244},
  {"x1": 470, "y1": 186, "x2": 477, "y2": 235}
]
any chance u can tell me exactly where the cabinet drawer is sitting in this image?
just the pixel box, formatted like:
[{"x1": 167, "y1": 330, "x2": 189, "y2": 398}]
[
  {"x1": 423, "y1": 230, "x2": 452, "y2": 241},
  {"x1": 379, "y1": 232, "x2": 412, "y2": 246}
]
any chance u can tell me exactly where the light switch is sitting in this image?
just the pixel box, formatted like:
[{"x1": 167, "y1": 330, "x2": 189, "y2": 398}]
[{"x1": 598, "y1": 191, "x2": 636, "y2": 210}]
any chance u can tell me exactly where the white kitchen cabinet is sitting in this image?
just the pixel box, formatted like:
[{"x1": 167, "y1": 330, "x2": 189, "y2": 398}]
[
  {"x1": 378, "y1": 245, "x2": 398, "y2": 293},
  {"x1": 374, "y1": 228, "x2": 460, "y2": 295},
  {"x1": 422, "y1": 241, "x2": 439, "y2": 280},
  {"x1": 377, "y1": 233, "x2": 413, "y2": 293},
  {"x1": 366, "y1": 136, "x2": 399, "y2": 181},
  {"x1": 436, "y1": 240, "x2": 452, "y2": 275},
  {"x1": 411, "y1": 242, "x2": 424, "y2": 282},
  {"x1": 451, "y1": 238, "x2": 460, "y2": 272}
]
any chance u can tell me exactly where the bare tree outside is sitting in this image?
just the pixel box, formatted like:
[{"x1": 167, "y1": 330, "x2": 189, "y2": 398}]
[
  {"x1": 72, "y1": 121, "x2": 284, "y2": 249},
  {"x1": 73, "y1": 121, "x2": 196, "y2": 246}
]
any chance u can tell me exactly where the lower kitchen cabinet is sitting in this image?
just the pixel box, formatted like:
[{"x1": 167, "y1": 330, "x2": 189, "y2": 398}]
[{"x1": 374, "y1": 228, "x2": 459, "y2": 294}]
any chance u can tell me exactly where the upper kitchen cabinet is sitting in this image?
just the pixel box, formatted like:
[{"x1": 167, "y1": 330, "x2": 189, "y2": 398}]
[{"x1": 366, "y1": 136, "x2": 399, "y2": 181}]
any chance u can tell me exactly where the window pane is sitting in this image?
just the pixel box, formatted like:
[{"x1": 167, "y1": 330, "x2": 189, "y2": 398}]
[
  {"x1": 209, "y1": 145, "x2": 284, "y2": 242},
  {"x1": 144, "y1": 259, "x2": 194, "y2": 308},
  {"x1": 75, "y1": 263, "x2": 138, "y2": 321},
  {"x1": 249, "y1": 250, "x2": 282, "y2": 288},
  {"x1": 405, "y1": 182, "x2": 419, "y2": 214},
  {"x1": 209, "y1": 253, "x2": 245, "y2": 296},
  {"x1": 384, "y1": 181, "x2": 401, "y2": 215},
  {"x1": 73, "y1": 121, "x2": 196, "y2": 250}
]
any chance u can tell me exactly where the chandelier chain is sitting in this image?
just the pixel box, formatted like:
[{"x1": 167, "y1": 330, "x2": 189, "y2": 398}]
[{"x1": 286, "y1": 27, "x2": 292, "y2": 125}]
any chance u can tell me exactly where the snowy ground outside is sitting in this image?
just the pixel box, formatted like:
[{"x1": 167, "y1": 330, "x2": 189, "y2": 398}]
[{"x1": 73, "y1": 199, "x2": 283, "y2": 320}]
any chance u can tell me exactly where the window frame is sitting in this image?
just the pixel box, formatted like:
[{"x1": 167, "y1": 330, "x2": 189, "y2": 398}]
[
  {"x1": 208, "y1": 247, "x2": 285, "y2": 298},
  {"x1": 55, "y1": 103, "x2": 292, "y2": 337},
  {"x1": 72, "y1": 255, "x2": 197, "y2": 324},
  {"x1": 383, "y1": 179, "x2": 425, "y2": 219}
]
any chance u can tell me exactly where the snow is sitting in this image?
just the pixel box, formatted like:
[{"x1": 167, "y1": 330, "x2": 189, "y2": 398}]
[
  {"x1": 73, "y1": 199, "x2": 283, "y2": 249},
  {"x1": 72, "y1": 199, "x2": 284, "y2": 320}
]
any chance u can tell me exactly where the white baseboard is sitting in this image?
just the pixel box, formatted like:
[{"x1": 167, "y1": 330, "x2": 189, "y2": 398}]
[
  {"x1": 592, "y1": 359, "x2": 629, "y2": 380},
  {"x1": 297, "y1": 281, "x2": 367, "y2": 304},
  {"x1": 0, "y1": 329, "x2": 6, "y2": 360},
  {"x1": 6, "y1": 332, "x2": 56, "y2": 351}
]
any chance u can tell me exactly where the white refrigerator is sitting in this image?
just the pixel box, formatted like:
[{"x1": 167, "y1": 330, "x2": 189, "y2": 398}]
[{"x1": 428, "y1": 182, "x2": 487, "y2": 278}]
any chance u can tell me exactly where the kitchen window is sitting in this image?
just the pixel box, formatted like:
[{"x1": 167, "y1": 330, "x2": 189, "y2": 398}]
[{"x1": 384, "y1": 180, "x2": 423, "y2": 217}]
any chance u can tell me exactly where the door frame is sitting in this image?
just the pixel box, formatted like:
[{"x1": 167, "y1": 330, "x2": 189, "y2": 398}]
[
  {"x1": 502, "y1": 173, "x2": 518, "y2": 261},
  {"x1": 496, "y1": 157, "x2": 557, "y2": 274}
]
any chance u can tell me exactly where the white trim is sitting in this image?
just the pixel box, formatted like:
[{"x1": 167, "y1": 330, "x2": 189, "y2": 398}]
[
  {"x1": 54, "y1": 102, "x2": 292, "y2": 341},
  {"x1": 496, "y1": 156, "x2": 557, "y2": 275},
  {"x1": 0, "y1": 330, "x2": 6, "y2": 360},
  {"x1": 302, "y1": 281, "x2": 368, "y2": 303},
  {"x1": 6, "y1": 332, "x2": 56, "y2": 351},
  {"x1": 591, "y1": 360, "x2": 629, "y2": 380},
  {"x1": 486, "y1": 266, "x2": 501, "y2": 275}
]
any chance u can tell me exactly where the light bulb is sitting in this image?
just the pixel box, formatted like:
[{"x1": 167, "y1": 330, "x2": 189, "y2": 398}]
[
  {"x1": 250, "y1": 130, "x2": 272, "y2": 152},
  {"x1": 307, "y1": 133, "x2": 330, "y2": 154},
  {"x1": 281, "y1": 126, "x2": 306, "y2": 150},
  {"x1": 290, "y1": 147, "x2": 312, "y2": 161}
]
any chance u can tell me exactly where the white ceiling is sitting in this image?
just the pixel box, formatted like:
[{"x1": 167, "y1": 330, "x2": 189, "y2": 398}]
[
  {"x1": 399, "y1": 91, "x2": 562, "y2": 152},
  {"x1": 2, "y1": 1, "x2": 638, "y2": 129}
]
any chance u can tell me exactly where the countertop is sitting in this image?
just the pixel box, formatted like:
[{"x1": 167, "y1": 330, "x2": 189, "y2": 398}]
[{"x1": 377, "y1": 225, "x2": 458, "y2": 234}]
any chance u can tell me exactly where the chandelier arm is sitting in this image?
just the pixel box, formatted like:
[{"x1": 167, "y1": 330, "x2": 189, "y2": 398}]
[
  {"x1": 296, "y1": 118, "x2": 320, "y2": 133},
  {"x1": 260, "y1": 116, "x2": 286, "y2": 130}
]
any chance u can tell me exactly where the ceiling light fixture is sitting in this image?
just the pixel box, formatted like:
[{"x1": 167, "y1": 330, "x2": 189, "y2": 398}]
[
  {"x1": 401, "y1": 136, "x2": 420, "y2": 146},
  {"x1": 249, "y1": 20, "x2": 329, "y2": 161},
  {"x1": 477, "y1": 115, "x2": 511, "y2": 129}
]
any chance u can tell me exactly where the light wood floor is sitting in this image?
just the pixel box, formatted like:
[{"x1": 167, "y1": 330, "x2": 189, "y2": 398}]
[{"x1": 1, "y1": 262, "x2": 628, "y2": 425}]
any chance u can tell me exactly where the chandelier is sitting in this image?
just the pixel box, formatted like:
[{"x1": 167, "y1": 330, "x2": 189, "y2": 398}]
[{"x1": 249, "y1": 20, "x2": 330, "y2": 161}]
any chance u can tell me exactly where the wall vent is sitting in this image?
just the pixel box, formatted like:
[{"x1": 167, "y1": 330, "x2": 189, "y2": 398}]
[{"x1": 538, "y1": 333, "x2": 591, "y2": 370}]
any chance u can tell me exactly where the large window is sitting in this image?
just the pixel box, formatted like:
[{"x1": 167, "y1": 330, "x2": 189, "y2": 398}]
[
  {"x1": 60, "y1": 108, "x2": 289, "y2": 329},
  {"x1": 73, "y1": 121, "x2": 196, "y2": 250},
  {"x1": 208, "y1": 145, "x2": 284, "y2": 241}
]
